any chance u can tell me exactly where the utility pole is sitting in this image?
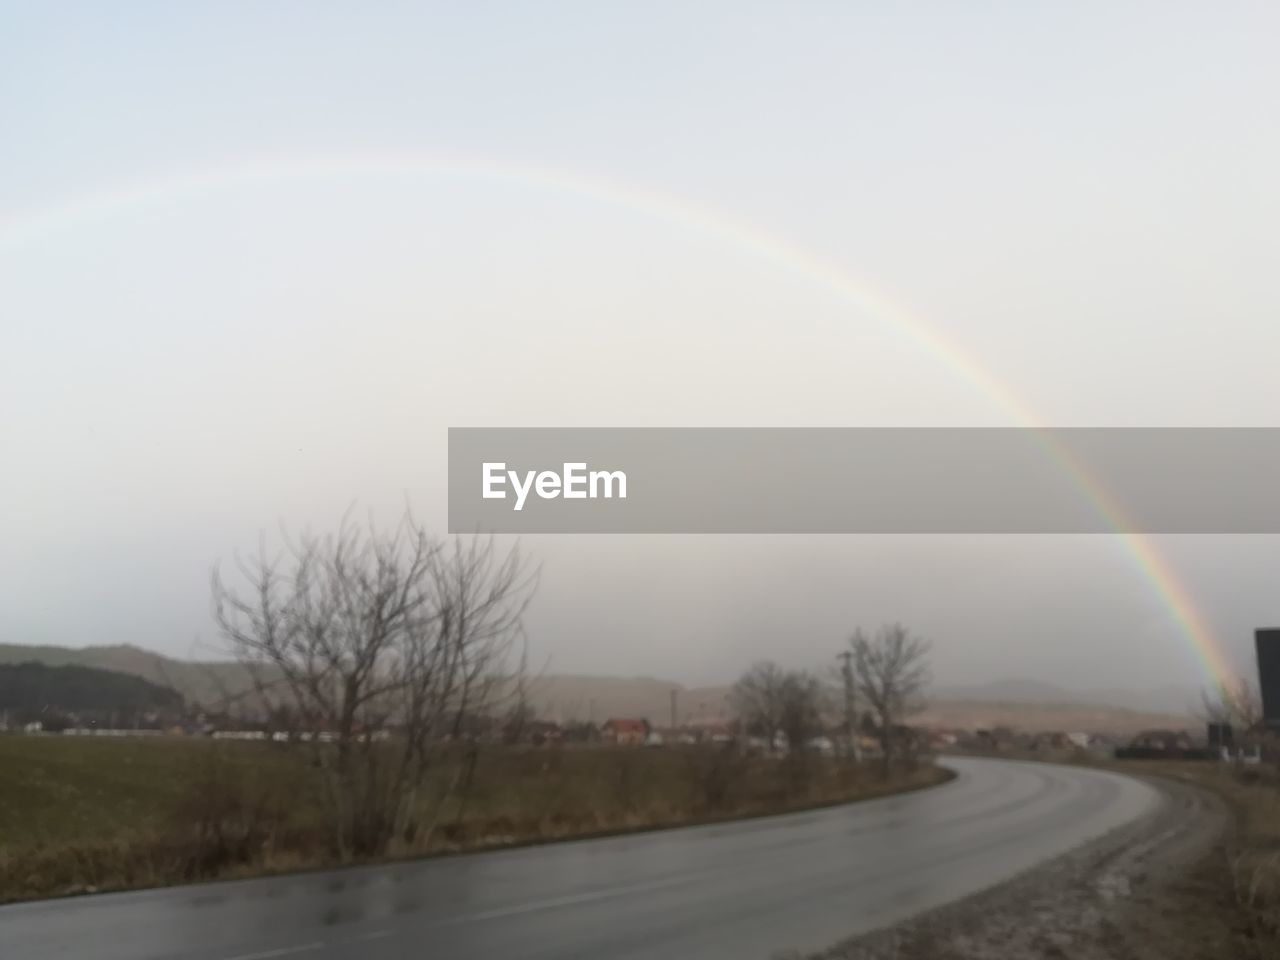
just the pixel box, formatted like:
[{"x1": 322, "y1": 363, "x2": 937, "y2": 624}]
[
  {"x1": 838, "y1": 650, "x2": 862, "y2": 763},
  {"x1": 670, "y1": 688, "x2": 678, "y2": 730}
]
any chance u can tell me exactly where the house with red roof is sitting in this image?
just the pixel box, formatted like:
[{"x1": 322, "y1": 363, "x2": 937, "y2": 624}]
[{"x1": 601, "y1": 717, "x2": 650, "y2": 746}]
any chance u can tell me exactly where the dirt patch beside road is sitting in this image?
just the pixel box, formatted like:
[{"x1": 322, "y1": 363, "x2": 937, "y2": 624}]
[{"x1": 812, "y1": 769, "x2": 1233, "y2": 960}]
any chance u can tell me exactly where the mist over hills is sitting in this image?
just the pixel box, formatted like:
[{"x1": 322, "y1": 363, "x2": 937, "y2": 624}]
[
  {"x1": 0, "y1": 643, "x2": 1195, "y2": 735},
  {"x1": 929, "y1": 679, "x2": 1201, "y2": 717},
  {"x1": 523, "y1": 675, "x2": 1195, "y2": 736}
]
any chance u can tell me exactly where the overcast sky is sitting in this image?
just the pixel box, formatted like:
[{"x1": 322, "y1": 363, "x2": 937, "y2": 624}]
[{"x1": 3, "y1": 3, "x2": 1279, "y2": 694}]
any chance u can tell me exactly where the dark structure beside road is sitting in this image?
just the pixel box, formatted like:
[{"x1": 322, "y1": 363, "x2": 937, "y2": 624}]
[{"x1": 1257, "y1": 628, "x2": 1280, "y2": 729}]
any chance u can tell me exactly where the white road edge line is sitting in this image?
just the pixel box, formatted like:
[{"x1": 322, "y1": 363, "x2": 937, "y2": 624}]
[
  {"x1": 347, "y1": 929, "x2": 394, "y2": 942},
  {"x1": 222, "y1": 942, "x2": 325, "y2": 960},
  {"x1": 443, "y1": 875, "x2": 690, "y2": 925}
]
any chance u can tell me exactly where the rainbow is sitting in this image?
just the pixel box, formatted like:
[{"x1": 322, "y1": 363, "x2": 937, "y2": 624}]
[{"x1": 0, "y1": 150, "x2": 1237, "y2": 687}]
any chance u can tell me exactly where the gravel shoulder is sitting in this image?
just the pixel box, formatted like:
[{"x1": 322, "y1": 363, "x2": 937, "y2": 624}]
[{"x1": 812, "y1": 768, "x2": 1232, "y2": 960}]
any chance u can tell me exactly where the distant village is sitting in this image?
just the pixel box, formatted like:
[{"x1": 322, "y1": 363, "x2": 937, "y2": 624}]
[
  {"x1": 0, "y1": 657, "x2": 1259, "y2": 764},
  {"x1": 4, "y1": 704, "x2": 1240, "y2": 765}
]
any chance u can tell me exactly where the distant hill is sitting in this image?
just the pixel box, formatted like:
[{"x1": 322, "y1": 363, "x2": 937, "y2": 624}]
[
  {"x1": 0, "y1": 643, "x2": 1194, "y2": 736},
  {"x1": 522, "y1": 673, "x2": 734, "y2": 726},
  {"x1": 932, "y1": 678, "x2": 1200, "y2": 716},
  {"x1": 933, "y1": 679, "x2": 1081, "y2": 703},
  {"x1": 916, "y1": 699, "x2": 1193, "y2": 737},
  {"x1": 524, "y1": 675, "x2": 1191, "y2": 735},
  {"x1": 0, "y1": 643, "x2": 257, "y2": 709},
  {"x1": 0, "y1": 661, "x2": 183, "y2": 726}
]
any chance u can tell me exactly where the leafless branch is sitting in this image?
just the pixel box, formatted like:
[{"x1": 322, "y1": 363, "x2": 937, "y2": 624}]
[{"x1": 211, "y1": 510, "x2": 536, "y2": 856}]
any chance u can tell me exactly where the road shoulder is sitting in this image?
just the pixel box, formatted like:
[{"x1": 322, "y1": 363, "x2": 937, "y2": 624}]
[{"x1": 812, "y1": 769, "x2": 1231, "y2": 960}]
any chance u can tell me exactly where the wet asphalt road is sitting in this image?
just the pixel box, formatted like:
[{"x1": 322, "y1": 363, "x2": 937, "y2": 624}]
[{"x1": 2, "y1": 757, "x2": 1160, "y2": 960}]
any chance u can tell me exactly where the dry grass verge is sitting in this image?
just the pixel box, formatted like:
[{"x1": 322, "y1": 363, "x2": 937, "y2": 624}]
[
  {"x1": 950, "y1": 750, "x2": 1280, "y2": 959},
  {"x1": 0, "y1": 736, "x2": 949, "y2": 903},
  {"x1": 1133, "y1": 760, "x2": 1280, "y2": 960}
]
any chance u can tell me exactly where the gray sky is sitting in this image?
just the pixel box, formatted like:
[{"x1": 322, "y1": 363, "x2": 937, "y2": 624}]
[{"x1": 3, "y1": 3, "x2": 1279, "y2": 693}]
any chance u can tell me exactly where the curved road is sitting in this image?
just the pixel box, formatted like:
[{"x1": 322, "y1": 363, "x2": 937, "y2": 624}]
[{"x1": 3, "y1": 758, "x2": 1160, "y2": 960}]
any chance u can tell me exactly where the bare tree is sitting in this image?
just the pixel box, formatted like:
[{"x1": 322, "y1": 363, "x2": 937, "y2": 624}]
[
  {"x1": 731, "y1": 661, "x2": 825, "y2": 758},
  {"x1": 211, "y1": 511, "x2": 536, "y2": 857},
  {"x1": 849, "y1": 623, "x2": 931, "y2": 775},
  {"x1": 1200, "y1": 678, "x2": 1263, "y2": 732},
  {"x1": 731, "y1": 661, "x2": 788, "y2": 751},
  {"x1": 776, "y1": 670, "x2": 826, "y2": 757}
]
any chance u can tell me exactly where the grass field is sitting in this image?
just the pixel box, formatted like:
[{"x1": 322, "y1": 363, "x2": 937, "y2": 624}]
[{"x1": 0, "y1": 735, "x2": 948, "y2": 902}]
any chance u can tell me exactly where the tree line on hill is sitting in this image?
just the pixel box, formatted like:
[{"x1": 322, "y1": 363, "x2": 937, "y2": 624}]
[{"x1": 0, "y1": 661, "x2": 184, "y2": 730}]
